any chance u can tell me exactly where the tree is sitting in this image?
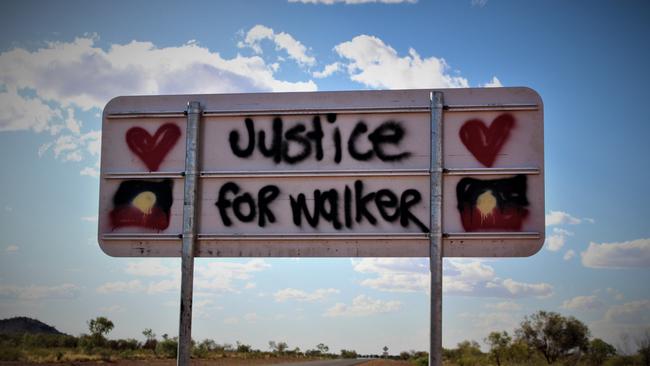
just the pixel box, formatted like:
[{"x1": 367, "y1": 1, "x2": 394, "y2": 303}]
[
  {"x1": 269, "y1": 340, "x2": 288, "y2": 354},
  {"x1": 88, "y1": 316, "x2": 114, "y2": 338},
  {"x1": 86, "y1": 316, "x2": 114, "y2": 347},
  {"x1": 587, "y1": 338, "x2": 616, "y2": 365},
  {"x1": 316, "y1": 343, "x2": 329, "y2": 354},
  {"x1": 341, "y1": 349, "x2": 358, "y2": 358},
  {"x1": 142, "y1": 328, "x2": 157, "y2": 352},
  {"x1": 485, "y1": 331, "x2": 512, "y2": 366},
  {"x1": 515, "y1": 311, "x2": 590, "y2": 364}
]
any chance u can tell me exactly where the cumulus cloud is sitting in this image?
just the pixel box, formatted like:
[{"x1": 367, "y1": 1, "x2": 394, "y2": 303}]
[
  {"x1": 0, "y1": 88, "x2": 62, "y2": 133},
  {"x1": 274, "y1": 288, "x2": 339, "y2": 302},
  {"x1": 352, "y1": 258, "x2": 552, "y2": 298},
  {"x1": 120, "y1": 259, "x2": 271, "y2": 294},
  {"x1": 545, "y1": 211, "x2": 584, "y2": 226},
  {"x1": 481, "y1": 76, "x2": 503, "y2": 87},
  {"x1": 0, "y1": 36, "x2": 316, "y2": 112},
  {"x1": 561, "y1": 295, "x2": 603, "y2": 310},
  {"x1": 289, "y1": 0, "x2": 416, "y2": 4},
  {"x1": 0, "y1": 34, "x2": 317, "y2": 176},
  {"x1": 333, "y1": 35, "x2": 469, "y2": 89},
  {"x1": 581, "y1": 238, "x2": 650, "y2": 268},
  {"x1": 239, "y1": 25, "x2": 316, "y2": 66},
  {"x1": 591, "y1": 300, "x2": 650, "y2": 352},
  {"x1": 546, "y1": 228, "x2": 573, "y2": 252},
  {"x1": 313, "y1": 62, "x2": 341, "y2": 78},
  {"x1": 324, "y1": 295, "x2": 401, "y2": 317},
  {"x1": 603, "y1": 300, "x2": 650, "y2": 324},
  {"x1": 564, "y1": 249, "x2": 576, "y2": 261},
  {"x1": 0, "y1": 283, "x2": 79, "y2": 300}
]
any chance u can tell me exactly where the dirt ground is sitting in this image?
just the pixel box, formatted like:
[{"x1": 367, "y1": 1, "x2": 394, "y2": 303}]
[{"x1": 0, "y1": 358, "x2": 411, "y2": 366}]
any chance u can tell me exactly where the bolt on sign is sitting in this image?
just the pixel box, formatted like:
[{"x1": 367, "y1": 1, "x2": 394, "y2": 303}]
[{"x1": 98, "y1": 88, "x2": 544, "y2": 258}]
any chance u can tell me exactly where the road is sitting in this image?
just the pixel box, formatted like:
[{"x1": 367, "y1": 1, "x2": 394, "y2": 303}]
[{"x1": 269, "y1": 359, "x2": 371, "y2": 366}]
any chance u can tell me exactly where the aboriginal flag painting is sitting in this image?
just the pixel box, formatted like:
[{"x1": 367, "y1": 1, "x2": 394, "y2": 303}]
[
  {"x1": 456, "y1": 175, "x2": 529, "y2": 231},
  {"x1": 110, "y1": 179, "x2": 174, "y2": 231}
]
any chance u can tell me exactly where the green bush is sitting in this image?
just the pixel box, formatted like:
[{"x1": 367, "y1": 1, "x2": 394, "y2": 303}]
[{"x1": 156, "y1": 337, "x2": 178, "y2": 358}]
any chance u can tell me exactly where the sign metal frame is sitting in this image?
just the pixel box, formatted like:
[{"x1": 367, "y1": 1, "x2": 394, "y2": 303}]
[{"x1": 98, "y1": 88, "x2": 544, "y2": 366}]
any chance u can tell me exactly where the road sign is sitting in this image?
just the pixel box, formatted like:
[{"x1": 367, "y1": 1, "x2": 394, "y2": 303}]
[{"x1": 98, "y1": 87, "x2": 544, "y2": 258}]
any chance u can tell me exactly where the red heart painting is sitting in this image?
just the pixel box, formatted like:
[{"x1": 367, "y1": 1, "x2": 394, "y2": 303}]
[
  {"x1": 126, "y1": 123, "x2": 181, "y2": 171},
  {"x1": 459, "y1": 114, "x2": 515, "y2": 167}
]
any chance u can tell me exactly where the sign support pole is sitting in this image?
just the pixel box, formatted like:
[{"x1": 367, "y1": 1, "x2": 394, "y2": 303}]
[
  {"x1": 429, "y1": 91, "x2": 444, "y2": 366},
  {"x1": 178, "y1": 101, "x2": 202, "y2": 366}
]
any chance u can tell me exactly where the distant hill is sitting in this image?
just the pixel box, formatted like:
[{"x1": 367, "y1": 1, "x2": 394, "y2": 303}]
[{"x1": 0, "y1": 317, "x2": 64, "y2": 335}]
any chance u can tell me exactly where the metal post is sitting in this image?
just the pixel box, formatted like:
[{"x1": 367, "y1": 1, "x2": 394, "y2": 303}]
[
  {"x1": 178, "y1": 101, "x2": 202, "y2": 366},
  {"x1": 429, "y1": 91, "x2": 444, "y2": 366}
]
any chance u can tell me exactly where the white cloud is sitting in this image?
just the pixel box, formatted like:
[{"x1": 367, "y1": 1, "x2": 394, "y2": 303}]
[
  {"x1": 80, "y1": 215, "x2": 98, "y2": 222},
  {"x1": 5, "y1": 245, "x2": 19, "y2": 253},
  {"x1": 471, "y1": 0, "x2": 488, "y2": 7},
  {"x1": 481, "y1": 76, "x2": 502, "y2": 87},
  {"x1": 581, "y1": 238, "x2": 650, "y2": 268},
  {"x1": 0, "y1": 36, "x2": 316, "y2": 112},
  {"x1": 96, "y1": 280, "x2": 145, "y2": 294},
  {"x1": 239, "y1": 25, "x2": 315, "y2": 67},
  {"x1": 324, "y1": 295, "x2": 401, "y2": 317},
  {"x1": 591, "y1": 300, "x2": 650, "y2": 353},
  {"x1": 353, "y1": 258, "x2": 428, "y2": 293},
  {"x1": 604, "y1": 300, "x2": 650, "y2": 324},
  {"x1": 0, "y1": 283, "x2": 79, "y2": 300},
  {"x1": 545, "y1": 211, "x2": 583, "y2": 226},
  {"x1": 561, "y1": 295, "x2": 603, "y2": 310},
  {"x1": 333, "y1": 35, "x2": 469, "y2": 89},
  {"x1": 352, "y1": 258, "x2": 552, "y2": 298},
  {"x1": 493, "y1": 278, "x2": 553, "y2": 298},
  {"x1": 194, "y1": 259, "x2": 271, "y2": 292},
  {"x1": 312, "y1": 62, "x2": 341, "y2": 78},
  {"x1": 564, "y1": 249, "x2": 576, "y2": 261},
  {"x1": 80, "y1": 166, "x2": 100, "y2": 178},
  {"x1": 289, "y1": 0, "x2": 417, "y2": 4},
  {"x1": 244, "y1": 282, "x2": 256, "y2": 290},
  {"x1": 0, "y1": 88, "x2": 62, "y2": 133},
  {"x1": 485, "y1": 301, "x2": 522, "y2": 311},
  {"x1": 546, "y1": 228, "x2": 573, "y2": 252},
  {"x1": 274, "y1": 288, "x2": 339, "y2": 302},
  {"x1": 122, "y1": 259, "x2": 271, "y2": 294}
]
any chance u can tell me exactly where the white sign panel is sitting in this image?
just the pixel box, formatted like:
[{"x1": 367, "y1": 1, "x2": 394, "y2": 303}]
[{"x1": 98, "y1": 88, "x2": 544, "y2": 257}]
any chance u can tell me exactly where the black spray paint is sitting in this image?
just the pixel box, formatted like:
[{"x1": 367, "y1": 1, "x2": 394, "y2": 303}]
[
  {"x1": 215, "y1": 180, "x2": 428, "y2": 233},
  {"x1": 228, "y1": 115, "x2": 411, "y2": 164}
]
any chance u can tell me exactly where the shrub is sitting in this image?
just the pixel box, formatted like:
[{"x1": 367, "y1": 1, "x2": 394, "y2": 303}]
[{"x1": 156, "y1": 336, "x2": 178, "y2": 358}]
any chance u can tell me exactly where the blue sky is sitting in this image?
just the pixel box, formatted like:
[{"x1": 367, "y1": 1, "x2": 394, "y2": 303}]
[{"x1": 1, "y1": 0, "x2": 649, "y2": 355}]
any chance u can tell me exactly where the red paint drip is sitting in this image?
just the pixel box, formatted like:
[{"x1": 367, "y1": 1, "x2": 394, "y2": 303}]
[
  {"x1": 110, "y1": 206, "x2": 170, "y2": 231},
  {"x1": 459, "y1": 204, "x2": 528, "y2": 231}
]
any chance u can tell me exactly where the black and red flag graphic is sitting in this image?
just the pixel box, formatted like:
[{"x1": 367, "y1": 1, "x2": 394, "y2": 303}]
[
  {"x1": 456, "y1": 175, "x2": 529, "y2": 231},
  {"x1": 110, "y1": 179, "x2": 174, "y2": 231}
]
